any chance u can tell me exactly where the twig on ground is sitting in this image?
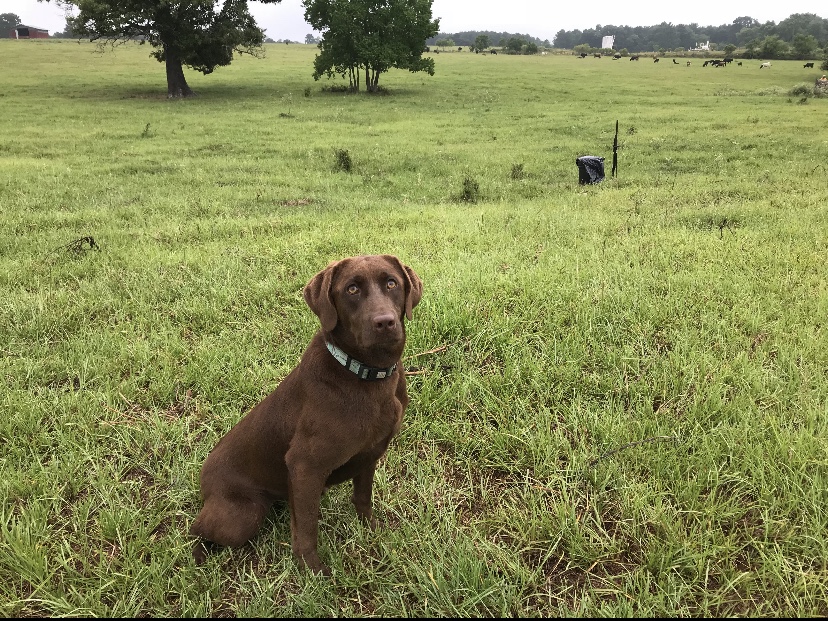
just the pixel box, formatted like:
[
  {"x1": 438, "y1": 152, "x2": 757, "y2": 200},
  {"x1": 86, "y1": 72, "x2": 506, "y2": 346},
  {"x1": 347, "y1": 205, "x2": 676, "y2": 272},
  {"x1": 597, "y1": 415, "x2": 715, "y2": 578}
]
[{"x1": 403, "y1": 344, "x2": 447, "y2": 361}]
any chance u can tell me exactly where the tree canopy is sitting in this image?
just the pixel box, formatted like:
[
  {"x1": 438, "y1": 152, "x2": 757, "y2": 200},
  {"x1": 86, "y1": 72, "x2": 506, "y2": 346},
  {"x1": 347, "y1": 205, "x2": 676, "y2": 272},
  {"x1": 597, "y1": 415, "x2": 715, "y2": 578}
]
[
  {"x1": 552, "y1": 13, "x2": 828, "y2": 57},
  {"x1": 303, "y1": 0, "x2": 439, "y2": 92},
  {"x1": 42, "y1": 0, "x2": 280, "y2": 97},
  {"x1": 427, "y1": 30, "x2": 548, "y2": 49},
  {"x1": 0, "y1": 12, "x2": 21, "y2": 37}
]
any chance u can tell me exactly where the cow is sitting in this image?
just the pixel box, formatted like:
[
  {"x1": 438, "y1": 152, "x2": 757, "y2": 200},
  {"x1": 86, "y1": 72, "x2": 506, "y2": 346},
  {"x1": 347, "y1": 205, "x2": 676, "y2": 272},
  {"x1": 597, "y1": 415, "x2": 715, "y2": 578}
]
[
  {"x1": 654, "y1": 57, "x2": 660, "y2": 63},
  {"x1": 630, "y1": 55, "x2": 640, "y2": 61},
  {"x1": 491, "y1": 49, "x2": 497, "y2": 55},
  {"x1": 613, "y1": 53, "x2": 621, "y2": 59},
  {"x1": 804, "y1": 62, "x2": 815, "y2": 68},
  {"x1": 737, "y1": 61, "x2": 742, "y2": 66},
  {"x1": 594, "y1": 53, "x2": 602, "y2": 58},
  {"x1": 723, "y1": 57, "x2": 734, "y2": 64},
  {"x1": 579, "y1": 52, "x2": 588, "y2": 58},
  {"x1": 760, "y1": 62, "x2": 771, "y2": 68},
  {"x1": 686, "y1": 61, "x2": 691, "y2": 66},
  {"x1": 458, "y1": 47, "x2": 463, "y2": 52},
  {"x1": 703, "y1": 60, "x2": 710, "y2": 67},
  {"x1": 673, "y1": 59, "x2": 679, "y2": 64}
]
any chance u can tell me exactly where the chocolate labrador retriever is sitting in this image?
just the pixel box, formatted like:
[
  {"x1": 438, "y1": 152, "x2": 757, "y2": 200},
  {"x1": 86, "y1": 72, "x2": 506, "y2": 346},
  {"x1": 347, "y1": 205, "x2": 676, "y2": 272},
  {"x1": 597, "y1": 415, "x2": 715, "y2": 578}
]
[{"x1": 190, "y1": 254, "x2": 422, "y2": 575}]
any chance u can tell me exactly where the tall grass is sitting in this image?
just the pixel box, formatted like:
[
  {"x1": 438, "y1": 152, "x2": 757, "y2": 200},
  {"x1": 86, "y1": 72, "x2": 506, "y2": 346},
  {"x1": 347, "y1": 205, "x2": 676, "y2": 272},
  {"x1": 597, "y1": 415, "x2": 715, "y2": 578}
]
[{"x1": 1, "y1": 40, "x2": 827, "y2": 616}]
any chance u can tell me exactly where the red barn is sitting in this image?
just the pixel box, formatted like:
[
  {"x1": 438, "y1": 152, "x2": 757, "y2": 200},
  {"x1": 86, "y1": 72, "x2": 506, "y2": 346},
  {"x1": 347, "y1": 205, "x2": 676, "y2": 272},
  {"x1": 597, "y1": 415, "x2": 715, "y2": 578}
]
[{"x1": 11, "y1": 25, "x2": 50, "y2": 39}]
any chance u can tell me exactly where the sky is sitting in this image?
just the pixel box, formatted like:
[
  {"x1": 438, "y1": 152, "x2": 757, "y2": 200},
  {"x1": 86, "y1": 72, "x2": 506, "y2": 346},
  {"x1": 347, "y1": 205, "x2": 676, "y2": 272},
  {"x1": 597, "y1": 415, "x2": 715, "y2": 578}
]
[{"x1": 4, "y1": 0, "x2": 827, "y2": 44}]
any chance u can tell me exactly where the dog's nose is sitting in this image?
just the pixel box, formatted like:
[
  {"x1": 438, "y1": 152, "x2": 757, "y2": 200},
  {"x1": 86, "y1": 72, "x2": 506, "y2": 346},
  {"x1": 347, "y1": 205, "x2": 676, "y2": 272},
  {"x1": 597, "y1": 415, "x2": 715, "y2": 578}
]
[{"x1": 372, "y1": 313, "x2": 397, "y2": 331}]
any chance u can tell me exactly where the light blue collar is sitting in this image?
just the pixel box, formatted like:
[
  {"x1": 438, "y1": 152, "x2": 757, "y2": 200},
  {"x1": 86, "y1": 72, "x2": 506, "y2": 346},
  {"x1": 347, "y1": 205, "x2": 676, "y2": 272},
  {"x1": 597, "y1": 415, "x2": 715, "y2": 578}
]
[{"x1": 325, "y1": 341, "x2": 397, "y2": 381}]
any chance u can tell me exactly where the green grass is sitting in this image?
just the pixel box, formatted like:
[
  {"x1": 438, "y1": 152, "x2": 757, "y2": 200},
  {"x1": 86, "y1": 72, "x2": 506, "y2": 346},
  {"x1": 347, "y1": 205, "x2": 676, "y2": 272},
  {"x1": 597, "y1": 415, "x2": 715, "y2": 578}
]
[{"x1": 1, "y1": 40, "x2": 827, "y2": 616}]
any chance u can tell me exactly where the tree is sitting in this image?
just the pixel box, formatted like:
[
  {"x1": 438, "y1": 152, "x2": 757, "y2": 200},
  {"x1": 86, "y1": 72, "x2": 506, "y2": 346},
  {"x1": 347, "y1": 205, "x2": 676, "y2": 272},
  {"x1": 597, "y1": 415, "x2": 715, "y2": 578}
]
[
  {"x1": 473, "y1": 34, "x2": 489, "y2": 52},
  {"x1": 0, "y1": 12, "x2": 21, "y2": 37},
  {"x1": 759, "y1": 35, "x2": 789, "y2": 59},
  {"x1": 723, "y1": 43, "x2": 737, "y2": 55},
  {"x1": 732, "y1": 16, "x2": 760, "y2": 30},
  {"x1": 41, "y1": 0, "x2": 280, "y2": 98},
  {"x1": 436, "y1": 38, "x2": 455, "y2": 49},
  {"x1": 505, "y1": 37, "x2": 527, "y2": 54},
  {"x1": 791, "y1": 33, "x2": 818, "y2": 59},
  {"x1": 305, "y1": 33, "x2": 318, "y2": 44},
  {"x1": 303, "y1": 0, "x2": 439, "y2": 93},
  {"x1": 524, "y1": 42, "x2": 538, "y2": 55}
]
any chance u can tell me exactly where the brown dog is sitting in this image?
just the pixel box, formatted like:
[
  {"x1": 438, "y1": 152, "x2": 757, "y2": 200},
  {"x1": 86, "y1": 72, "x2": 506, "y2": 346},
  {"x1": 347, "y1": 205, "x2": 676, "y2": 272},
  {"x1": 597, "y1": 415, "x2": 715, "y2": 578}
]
[{"x1": 190, "y1": 255, "x2": 422, "y2": 574}]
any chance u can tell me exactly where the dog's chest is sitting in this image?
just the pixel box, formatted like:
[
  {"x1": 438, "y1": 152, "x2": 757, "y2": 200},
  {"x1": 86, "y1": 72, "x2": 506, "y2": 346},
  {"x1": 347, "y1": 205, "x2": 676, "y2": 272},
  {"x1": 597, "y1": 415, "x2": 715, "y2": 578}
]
[{"x1": 353, "y1": 389, "x2": 404, "y2": 445}]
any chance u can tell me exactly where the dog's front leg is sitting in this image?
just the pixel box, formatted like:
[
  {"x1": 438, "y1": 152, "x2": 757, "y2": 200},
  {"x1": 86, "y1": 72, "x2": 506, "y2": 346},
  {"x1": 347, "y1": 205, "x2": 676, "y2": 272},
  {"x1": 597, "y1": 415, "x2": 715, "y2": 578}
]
[
  {"x1": 286, "y1": 461, "x2": 330, "y2": 575},
  {"x1": 352, "y1": 461, "x2": 379, "y2": 530}
]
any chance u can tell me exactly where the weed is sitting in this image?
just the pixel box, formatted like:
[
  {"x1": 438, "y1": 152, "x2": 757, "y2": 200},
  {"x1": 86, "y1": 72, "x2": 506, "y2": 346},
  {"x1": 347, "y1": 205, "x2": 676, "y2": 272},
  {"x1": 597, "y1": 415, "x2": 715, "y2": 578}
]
[
  {"x1": 140, "y1": 122, "x2": 152, "y2": 138},
  {"x1": 334, "y1": 148, "x2": 353, "y2": 172},
  {"x1": 459, "y1": 176, "x2": 480, "y2": 202},
  {"x1": 321, "y1": 83, "x2": 354, "y2": 93},
  {"x1": 510, "y1": 163, "x2": 525, "y2": 180}
]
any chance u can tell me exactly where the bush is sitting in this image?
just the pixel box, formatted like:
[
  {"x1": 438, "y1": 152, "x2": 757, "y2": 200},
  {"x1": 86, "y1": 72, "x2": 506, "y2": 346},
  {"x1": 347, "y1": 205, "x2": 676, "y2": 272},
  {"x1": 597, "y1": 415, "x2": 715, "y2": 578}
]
[{"x1": 788, "y1": 83, "x2": 812, "y2": 98}]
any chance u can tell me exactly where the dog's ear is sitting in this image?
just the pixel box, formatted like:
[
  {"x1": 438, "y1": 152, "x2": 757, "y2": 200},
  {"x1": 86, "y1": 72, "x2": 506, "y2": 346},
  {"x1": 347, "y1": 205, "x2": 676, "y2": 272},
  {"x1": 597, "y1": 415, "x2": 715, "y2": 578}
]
[
  {"x1": 385, "y1": 255, "x2": 423, "y2": 321},
  {"x1": 304, "y1": 260, "x2": 341, "y2": 332}
]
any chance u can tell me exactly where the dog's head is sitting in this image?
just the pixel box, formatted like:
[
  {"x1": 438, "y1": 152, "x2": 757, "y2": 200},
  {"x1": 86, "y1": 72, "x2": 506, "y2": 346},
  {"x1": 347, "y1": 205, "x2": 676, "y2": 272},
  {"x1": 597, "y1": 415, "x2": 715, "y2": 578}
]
[{"x1": 304, "y1": 255, "x2": 422, "y2": 357}]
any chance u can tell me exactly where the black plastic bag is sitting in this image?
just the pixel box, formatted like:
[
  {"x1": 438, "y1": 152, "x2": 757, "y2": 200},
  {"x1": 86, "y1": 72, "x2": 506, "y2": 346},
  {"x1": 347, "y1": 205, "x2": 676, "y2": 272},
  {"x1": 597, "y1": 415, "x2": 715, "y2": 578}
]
[{"x1": 576, "y1": 156, "x2": 605, "y2": 184}]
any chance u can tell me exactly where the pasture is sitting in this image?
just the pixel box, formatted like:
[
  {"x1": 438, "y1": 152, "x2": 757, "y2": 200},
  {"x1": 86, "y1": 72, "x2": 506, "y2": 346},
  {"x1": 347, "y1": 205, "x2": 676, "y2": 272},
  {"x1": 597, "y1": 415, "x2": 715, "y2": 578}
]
[{"x1": 1, "y1": 40, "x2": 827, "y2": 616}]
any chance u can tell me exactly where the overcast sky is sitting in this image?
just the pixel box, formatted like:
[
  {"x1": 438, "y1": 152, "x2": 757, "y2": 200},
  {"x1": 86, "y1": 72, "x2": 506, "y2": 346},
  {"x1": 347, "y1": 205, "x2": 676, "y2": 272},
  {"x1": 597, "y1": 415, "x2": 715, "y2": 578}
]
[{"x1": 5, "y1": 0, "x2": 827, "y2": 43}]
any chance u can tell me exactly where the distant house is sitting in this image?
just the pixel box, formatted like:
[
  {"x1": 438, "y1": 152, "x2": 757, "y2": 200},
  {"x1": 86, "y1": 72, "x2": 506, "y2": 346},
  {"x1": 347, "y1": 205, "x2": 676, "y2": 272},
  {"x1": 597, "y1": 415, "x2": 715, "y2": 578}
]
[{"x1": 11, "y1": 25, "x2": 50, "y2": 39}]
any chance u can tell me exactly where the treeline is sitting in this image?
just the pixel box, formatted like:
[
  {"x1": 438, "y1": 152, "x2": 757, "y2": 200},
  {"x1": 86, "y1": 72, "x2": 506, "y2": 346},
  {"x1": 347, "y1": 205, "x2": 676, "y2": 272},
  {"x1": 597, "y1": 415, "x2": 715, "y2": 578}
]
[
  {"x1": 426, "y1": 31, "x2": 549, "y2": 48},
  {"x1": 553, "y1": 13, "x2": 828, "y2": 57}
]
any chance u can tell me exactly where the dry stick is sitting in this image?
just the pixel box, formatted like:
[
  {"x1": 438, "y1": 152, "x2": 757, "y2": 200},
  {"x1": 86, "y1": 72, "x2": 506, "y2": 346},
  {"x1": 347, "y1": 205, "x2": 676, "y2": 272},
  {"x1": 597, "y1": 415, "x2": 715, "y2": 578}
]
[
  {"x1": 39, "y1": 236, "x2": 100, "y2": 265},
  {"x1": 587, "y1": 435, "x2": 679, "y2": 469},
  {"x1": 403, "y1": 344, "x2": 448, "y2": 361},
  {"x1": 403, "y1": 343, "x2": 448, "y2": 376}
]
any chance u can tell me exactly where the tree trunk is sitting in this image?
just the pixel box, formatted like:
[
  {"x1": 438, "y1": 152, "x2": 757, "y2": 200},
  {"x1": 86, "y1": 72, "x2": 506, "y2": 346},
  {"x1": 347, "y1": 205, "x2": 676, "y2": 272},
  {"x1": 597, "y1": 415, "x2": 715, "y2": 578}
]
[{"x1": 165, "y1": 48, "x2": 196, "y2": 98}]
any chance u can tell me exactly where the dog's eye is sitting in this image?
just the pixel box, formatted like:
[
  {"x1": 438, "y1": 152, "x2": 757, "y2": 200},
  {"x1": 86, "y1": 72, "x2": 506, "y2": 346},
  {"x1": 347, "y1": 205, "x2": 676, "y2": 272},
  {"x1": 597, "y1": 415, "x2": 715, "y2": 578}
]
[
  {"x1": 387, "y1": 279, "x2": 397, "y2": 289},
  {"x1": 347, "y1": 284, "x2": 359, "y2": 295}
]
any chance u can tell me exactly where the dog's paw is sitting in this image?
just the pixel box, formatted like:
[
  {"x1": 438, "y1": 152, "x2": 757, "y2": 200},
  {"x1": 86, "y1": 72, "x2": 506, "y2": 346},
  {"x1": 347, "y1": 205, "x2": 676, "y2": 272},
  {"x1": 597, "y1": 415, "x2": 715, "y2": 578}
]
[
  {"x1": 192, "y1": 540, "x2": 210, "y2": 565},
  {"x1": 296, "y1": 552, "x2": 332, "y2": 577}
]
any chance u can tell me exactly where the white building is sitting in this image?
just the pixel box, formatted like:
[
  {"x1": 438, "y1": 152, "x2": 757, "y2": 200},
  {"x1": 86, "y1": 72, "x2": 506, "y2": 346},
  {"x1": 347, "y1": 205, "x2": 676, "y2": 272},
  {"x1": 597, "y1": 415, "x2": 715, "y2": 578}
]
[
  {"x1": 601, "y1": 35, "x2": 615, "y2": 49},
  {"x1": 692, "y1": 40, "x2": 710, "y2": 51}
]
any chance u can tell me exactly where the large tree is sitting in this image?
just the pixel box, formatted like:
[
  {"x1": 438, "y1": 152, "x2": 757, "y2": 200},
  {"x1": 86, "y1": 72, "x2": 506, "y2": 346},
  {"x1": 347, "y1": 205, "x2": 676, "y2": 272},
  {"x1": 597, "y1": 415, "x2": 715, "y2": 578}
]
[
  {"x1": 303, "y1": 0, "x2": 439, "y2": 93},
  {"x1": 42, "y1": 0, "x2": 279, "y2": 98},
  {"x1": 1, "y1": 12, "x2": 22, "y2": 37},
  {"x1": 473, "y1": 34, "x2": 490, "y2": 52}
]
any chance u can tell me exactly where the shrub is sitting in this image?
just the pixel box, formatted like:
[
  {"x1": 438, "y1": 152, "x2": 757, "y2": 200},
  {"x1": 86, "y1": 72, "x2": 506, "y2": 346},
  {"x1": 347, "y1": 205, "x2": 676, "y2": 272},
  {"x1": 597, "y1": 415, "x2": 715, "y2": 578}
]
[{"x1": 788, "y1": 83, "x2": 812, "y2": 98}]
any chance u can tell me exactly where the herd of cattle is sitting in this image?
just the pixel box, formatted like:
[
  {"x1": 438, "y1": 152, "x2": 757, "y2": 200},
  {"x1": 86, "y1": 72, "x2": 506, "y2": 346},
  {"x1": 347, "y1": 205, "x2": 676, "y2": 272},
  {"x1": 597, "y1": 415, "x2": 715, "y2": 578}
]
[
  {"x1": 575, "y1": 52, "x2": 810, "y2": 69},
  {"x1": 426, "y1": 48, "x2": 815, "y2": 69}
]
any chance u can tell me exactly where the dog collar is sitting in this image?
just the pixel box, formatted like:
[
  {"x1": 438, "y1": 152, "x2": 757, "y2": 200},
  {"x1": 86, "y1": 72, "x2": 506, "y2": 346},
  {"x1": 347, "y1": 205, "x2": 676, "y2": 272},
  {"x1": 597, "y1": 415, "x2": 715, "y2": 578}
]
[{"x1": 325, "y1": 341, "x2": 397, "y2": 380}]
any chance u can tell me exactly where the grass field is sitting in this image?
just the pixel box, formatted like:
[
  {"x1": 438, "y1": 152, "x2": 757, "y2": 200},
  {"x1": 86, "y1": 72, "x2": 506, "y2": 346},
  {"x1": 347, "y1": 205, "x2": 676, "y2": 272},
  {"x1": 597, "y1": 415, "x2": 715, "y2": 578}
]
[{"x1": 1, "y1": 39, "x2": 827, "y2": 616}]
